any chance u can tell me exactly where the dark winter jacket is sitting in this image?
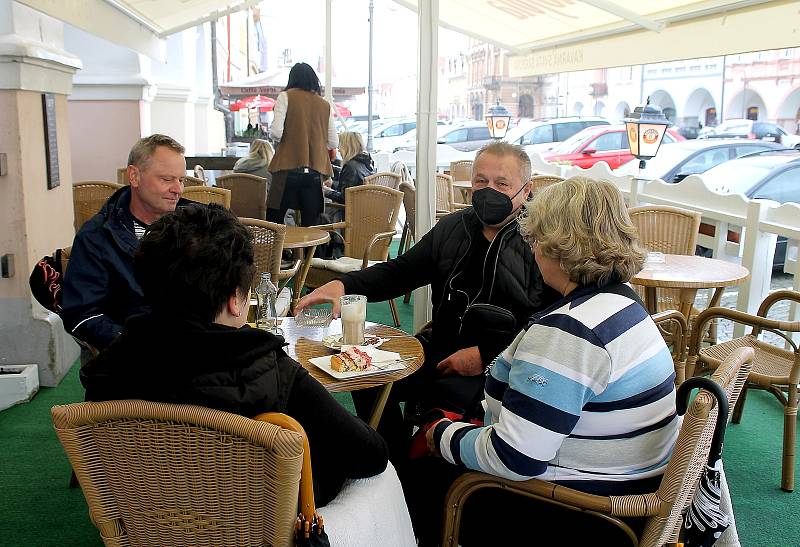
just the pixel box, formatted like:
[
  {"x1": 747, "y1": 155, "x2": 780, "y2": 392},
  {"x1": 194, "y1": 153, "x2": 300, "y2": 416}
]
[
  {"x1": 61, "y1": 186, "x2": 192, "y2": 349},
  {"x1": 340, "y1": 208, "x2": 560, "y2": 363},
  {"x1": 327, "y1": 152, "x2": 375, "y2": 204},
  {"x1": 81, "y1": 312, "x2": 388, "y2": 505}
]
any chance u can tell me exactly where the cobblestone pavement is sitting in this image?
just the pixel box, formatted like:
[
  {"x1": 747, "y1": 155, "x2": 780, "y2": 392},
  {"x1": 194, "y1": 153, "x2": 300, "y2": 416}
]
[{"x1": 696, "y1": 272, "x2": 797, "y2": 345}]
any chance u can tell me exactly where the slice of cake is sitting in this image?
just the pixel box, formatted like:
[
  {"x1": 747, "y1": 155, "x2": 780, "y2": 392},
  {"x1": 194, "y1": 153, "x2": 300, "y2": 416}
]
[{"x1": 330, "y1": 347, "x2": 373, "y2": 372}]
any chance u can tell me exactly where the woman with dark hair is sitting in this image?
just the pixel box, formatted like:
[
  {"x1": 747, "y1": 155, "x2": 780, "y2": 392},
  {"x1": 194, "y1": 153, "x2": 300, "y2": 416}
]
[
  {"x1": 80, "y1": 204, "x2": 388, "y2": 506},
  {"x1": 267, "y1": 62, "x2": 338, "y2": 226}
]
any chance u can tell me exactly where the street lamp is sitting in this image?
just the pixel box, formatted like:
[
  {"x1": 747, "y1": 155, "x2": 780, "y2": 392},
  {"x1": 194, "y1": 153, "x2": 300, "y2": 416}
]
[
  {"x1": 625, "y1": 97, "x2": 670, "y2": 169},
  {"x1": 486, "y1": 102, "x2": 511, "y2": 139}
]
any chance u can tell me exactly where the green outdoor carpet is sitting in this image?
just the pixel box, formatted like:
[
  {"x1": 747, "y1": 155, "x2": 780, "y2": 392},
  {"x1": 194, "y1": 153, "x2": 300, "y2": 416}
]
[{"x1": 2, "y1": 292, "x2": 799, "y2": 545}]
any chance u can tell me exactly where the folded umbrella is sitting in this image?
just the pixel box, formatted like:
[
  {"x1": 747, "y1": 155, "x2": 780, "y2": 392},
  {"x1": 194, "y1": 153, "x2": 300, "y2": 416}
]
[{"x1": 677, "y1": 376, "x2": 731, "y2": 547}]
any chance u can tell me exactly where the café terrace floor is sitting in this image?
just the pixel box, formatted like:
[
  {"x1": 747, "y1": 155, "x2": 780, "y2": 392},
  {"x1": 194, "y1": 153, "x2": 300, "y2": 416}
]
[{"x1": 1, "y1": 270, "x2": 798, "y2": 546}]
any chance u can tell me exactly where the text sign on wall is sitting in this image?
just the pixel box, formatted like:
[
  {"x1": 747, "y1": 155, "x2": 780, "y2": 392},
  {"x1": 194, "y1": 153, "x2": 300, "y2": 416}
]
[{"x1": 42, "y1": 93, "x2": 60, "y2": 190}]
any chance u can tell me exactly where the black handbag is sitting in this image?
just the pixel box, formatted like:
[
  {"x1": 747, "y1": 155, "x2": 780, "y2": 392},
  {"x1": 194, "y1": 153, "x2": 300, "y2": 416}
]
[{"x1": 459, "y1": 302, "x2": 518, "y2": 351}]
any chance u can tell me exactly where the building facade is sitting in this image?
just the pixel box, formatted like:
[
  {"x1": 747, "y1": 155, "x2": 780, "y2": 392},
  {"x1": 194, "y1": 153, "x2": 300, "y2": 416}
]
[{"x1": 444, "y1": 44, "x2": 800, "y2": 133}]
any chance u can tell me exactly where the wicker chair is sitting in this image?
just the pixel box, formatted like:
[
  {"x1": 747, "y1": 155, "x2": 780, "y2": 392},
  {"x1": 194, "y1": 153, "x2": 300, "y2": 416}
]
[
  {"x1": 193, "y1": 165, "x2": 206, "y2": 181},
  {"x1": 183, "y1": 175, "x2": 206, "y2": 187},
  {"x1": 652, "y1": 309, "x2": 688, "y2": 385},
  {"x1": 182, "y1": 186, "x2": 231, "y2": 208},
  {"x1": 216, "y1": 173, "x2": 269, "y2": 220},
  {"x1": 398, "y1": 182, "x2": 416, "y2": 304},
  {"x1": 449, "y1": 160, "x2": 473, "y2": 204},
  {"x1": 687, "y1": 289, "x2": 800, "y2": 491},
  {"x1": 530, "y1": 174, "x2": 564, "y2": 193},
  {"x1": 629, "y1": 205, "x2": 705, "y2": 338},
  {"x1": 307, "y1": 185, "x2": 404, "y2": 327},
  {"x1": 449, "y1": 160, "x2": 473, "y2": 182},
  {"x1": 52, "y1": 400, "x2": 321, "y2": 547},
  {"x1": 441, "y1": 346, "x2": 753, "y2": 547},
  {"x1": 239, "y1": 218, "x2": 294, "y2": 317},
  {"x1": 73, "y1": 181, "x2": 124, "y2": 231},
  {"x1": 435, "y1": 174, "x2": 470, "y2": 219},
  {"x1": 398, "y1": 182, "x2": 416, "y2": 257},
  {"x1": 116, "y1": 167, "x2": 129, "y2": 186},
  {"x1": 364, "y1": 171, "x2": 402, "y2": 190}
]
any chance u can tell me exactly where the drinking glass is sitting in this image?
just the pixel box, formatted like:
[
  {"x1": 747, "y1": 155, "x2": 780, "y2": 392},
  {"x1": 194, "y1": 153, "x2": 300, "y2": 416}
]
[{"x1": 340, "y1": 294, "x2": 367, "y2": 345}]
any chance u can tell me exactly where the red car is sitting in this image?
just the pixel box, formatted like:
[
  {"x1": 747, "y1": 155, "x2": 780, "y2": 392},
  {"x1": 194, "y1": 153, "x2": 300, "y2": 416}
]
[{"x1": 543, "y1": 124, "x2": 685, "y2": 169}]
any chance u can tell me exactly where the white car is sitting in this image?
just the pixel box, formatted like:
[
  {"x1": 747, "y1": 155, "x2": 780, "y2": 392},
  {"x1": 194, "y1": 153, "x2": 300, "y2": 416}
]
[
  {"x1": 503, "y1": 116, "x2": 610, "y2": 157},
  {"x1": 364, "y1": 119, "x2": 418, "y2": 152}
]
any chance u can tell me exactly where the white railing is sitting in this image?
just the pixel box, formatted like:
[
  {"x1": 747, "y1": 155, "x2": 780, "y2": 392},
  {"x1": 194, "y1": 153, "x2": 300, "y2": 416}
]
[{"x1": 386, "y1": 150, "x2": 799, "y2": 334}]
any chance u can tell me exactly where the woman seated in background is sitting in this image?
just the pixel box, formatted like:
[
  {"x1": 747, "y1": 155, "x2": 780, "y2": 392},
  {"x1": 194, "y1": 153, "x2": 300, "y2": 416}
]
[
  {"x1": 404, "y1": 176, "x2": 679, "y2": 546},
  {"x1": 80, "y1": 204, "x2": 388, "y2": 506},
  {"x1": 324, "y1": 131, "x2": 375, "y2": 205},
  {"x1": 233, "y1": 138, "x2": 274, "y2": 183}
]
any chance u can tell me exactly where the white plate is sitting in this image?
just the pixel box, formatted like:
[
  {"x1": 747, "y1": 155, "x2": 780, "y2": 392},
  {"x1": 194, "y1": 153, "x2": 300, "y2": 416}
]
[
  {"x1": 308, "y1": 348, "x2": 405, "y2": 380},
  {"x1": 321, "y1": 334, "x2": 386, "y2": 350}
]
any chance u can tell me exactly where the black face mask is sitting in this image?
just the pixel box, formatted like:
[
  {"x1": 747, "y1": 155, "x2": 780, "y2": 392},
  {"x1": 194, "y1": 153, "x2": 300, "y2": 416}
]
[{"x1": 471, "y1": 185, "x2": 528, "y2": 226}]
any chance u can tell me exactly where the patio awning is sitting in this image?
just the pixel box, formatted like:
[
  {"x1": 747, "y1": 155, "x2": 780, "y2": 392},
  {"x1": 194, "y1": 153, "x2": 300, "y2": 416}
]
[
  {"x1": 16, "y1": 0, "x2": 260, "y2": 60},
  {"x1": 220, "y1": 67, "x2": 366, "y2": 98},
  {"x1": 395, "y1": 0, "x2": 800, "y2": 76}
]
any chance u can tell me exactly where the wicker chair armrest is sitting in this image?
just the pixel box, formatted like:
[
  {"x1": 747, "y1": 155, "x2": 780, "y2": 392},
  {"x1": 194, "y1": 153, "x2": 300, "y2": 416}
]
[
  {"x1": 309, "y1": 222, "x2": 347, "y2": 233},
  {"x1": 452, "y1": 202, "x2": 471, "y2": 210},
  {"x1": 757, "y1": 289, "x2": 800, "y2": 318},
  {"x1": 326, "y1": 202, "x2": 345, "y2": 210},
  {"x1": 254, "y1": 413, "x2": 319, "y2": 532},
  {"x1": 688, "y1": 306, "x2": 800, "y2": 357},
  {"x1": 362, "y1": 231, "x2": 396, "y2": 269},
  {"x1": 442, "y1": 472, "x2": 656, "y2": 546},
  {"x1": 278, "y1": 260, "x2": 302, "y2": 283},
  {"x1": 651, "y1": 309, "x2": 688, "y2": 376}
]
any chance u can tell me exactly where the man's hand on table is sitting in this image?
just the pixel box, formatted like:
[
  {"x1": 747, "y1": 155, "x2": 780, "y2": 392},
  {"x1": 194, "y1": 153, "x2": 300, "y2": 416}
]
[
  {"x1": 436, "y1": 346, "x2": 484, "y2": 376},
  {"x1": 295, "y1": 280, "x2": 346, "y2": 317}
]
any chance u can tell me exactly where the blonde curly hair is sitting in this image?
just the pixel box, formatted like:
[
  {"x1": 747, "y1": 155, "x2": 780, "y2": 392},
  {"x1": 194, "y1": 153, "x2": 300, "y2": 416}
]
[{"x1": 519, "y1": 176, "x2": 646, "y2": 286}]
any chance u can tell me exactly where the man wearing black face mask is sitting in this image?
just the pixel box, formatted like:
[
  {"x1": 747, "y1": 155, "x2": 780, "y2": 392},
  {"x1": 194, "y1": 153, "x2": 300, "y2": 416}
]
[{"x1": 295, "y1": 142, "x2": 560, "y2": 461}]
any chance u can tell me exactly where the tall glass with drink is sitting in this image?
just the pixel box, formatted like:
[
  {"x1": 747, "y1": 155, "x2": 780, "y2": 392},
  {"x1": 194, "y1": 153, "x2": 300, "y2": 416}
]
[{"x1": 340, "y1": 294, "x2": 367, "y2": 345}]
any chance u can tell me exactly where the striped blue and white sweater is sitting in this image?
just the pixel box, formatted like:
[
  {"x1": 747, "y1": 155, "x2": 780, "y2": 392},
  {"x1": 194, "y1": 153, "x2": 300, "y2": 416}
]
[{"x1": 433, "y1": 283, "x2": 679, "y2": 485}]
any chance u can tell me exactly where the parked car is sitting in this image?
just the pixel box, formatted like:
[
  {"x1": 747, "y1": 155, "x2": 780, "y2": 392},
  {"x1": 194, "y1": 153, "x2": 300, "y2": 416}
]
[
  {"x1": 503, "y1": 116, "x2": 609, "y2": 157},
  {"x1": 615, "y1": 139, "x2": 783, "y2": 182},
  {"x1": 543, "y1": 124, "x2": 684, "y2": 169},
  {"x1": 677, "y1": 125, "x2": 701, "y2": 140},
  {"x1": 698, "y1": 149, "x2": 800, "y2": 269},
  {"x1": 698, "y1": 119, "x2": 800, "y2": 147},
  {"x1": 365, "y1": 118, "x2": 418, "y2": 152},
  {"x1": 433, "y1": 121, "x2": 494, "y2": 151}
]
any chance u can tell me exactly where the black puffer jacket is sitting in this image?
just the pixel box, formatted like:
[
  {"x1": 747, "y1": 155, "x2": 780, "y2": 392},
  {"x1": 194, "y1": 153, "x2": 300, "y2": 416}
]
[
  {"x1": 81, "y1": 313, "x2": 388, "y2": 505},
  {"x1": 327, "y1": 152, "x2": 374, "y2": 203},
  {"x1": 341, "y1": 208, "x2": 560, "y2": 363}
]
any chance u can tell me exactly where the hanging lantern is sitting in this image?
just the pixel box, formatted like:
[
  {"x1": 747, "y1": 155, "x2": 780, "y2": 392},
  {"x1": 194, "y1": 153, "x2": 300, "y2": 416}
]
[
  {"x1": 625, "y1": 97, "x2": 670, "y2": 168},
  {"x1": 486, "y1": 102, "x2": 511, "y2": 139}
]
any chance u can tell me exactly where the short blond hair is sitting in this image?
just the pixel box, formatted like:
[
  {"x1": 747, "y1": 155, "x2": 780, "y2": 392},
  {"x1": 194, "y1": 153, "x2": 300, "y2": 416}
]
[
  {"x1": 339, "y1": 131, "x2": 365, "y2": 164},
  {"x1": 247, "y1": 139, "x2": 274, "y2": 164},
  {"x1": 127, "y1": 134, "x2": 185, "y2": 170},
  {"x1": 474, "y1": 141, "x2": 531, "y2": 186},
  {"x1": 519, "y1": 176, "x2": 645, "y2": 286}
]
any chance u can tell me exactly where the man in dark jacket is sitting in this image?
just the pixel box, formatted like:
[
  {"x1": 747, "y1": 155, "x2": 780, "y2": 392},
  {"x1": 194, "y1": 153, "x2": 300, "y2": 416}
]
[
  {"x1": 296, "y1": 142, "x2": 560, "y2": 460},
  {"x1": 81, "y1": 204, "x2": 388, "y2": 505},
  {"x1": 61, "y1": 134, "x2": 190, "y2": 350}
]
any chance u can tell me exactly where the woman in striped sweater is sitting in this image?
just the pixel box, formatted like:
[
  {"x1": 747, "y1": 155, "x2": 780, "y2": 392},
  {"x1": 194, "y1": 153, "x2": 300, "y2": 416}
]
[{"x1": 406, "y1": 176, "x2": 678, "y2": 546}]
